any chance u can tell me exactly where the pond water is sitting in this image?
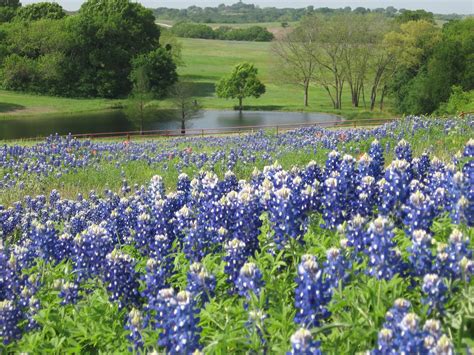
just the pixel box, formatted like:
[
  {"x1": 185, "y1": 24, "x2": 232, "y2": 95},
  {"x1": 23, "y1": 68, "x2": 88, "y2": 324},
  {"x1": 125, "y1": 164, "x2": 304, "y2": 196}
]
[{"x1": 0, "y1": 110, "x2": 343, "y2": 140}]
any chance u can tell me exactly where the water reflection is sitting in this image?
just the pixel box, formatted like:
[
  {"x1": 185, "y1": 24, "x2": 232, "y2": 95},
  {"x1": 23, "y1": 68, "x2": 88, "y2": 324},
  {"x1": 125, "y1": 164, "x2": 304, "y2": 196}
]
[{"x1": 0, "y1": 110, "x2": 342, "y2": 140}]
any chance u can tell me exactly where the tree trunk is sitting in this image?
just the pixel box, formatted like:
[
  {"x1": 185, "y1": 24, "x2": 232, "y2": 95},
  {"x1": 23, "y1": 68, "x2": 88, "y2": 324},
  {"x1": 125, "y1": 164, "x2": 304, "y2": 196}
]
[
  {"x1": 370, "y1": 86, "x2": 377, "y2": 111},
  {"x1": 181, "y1": 104, "x2": 186, "y2": 135},
  {"x1": 304, "y1": 80, "x2": 309, "y2": 107},
  {"x1": 238, "y1": 97, "x2": 243, "y2": 113},
  {"x1": 379, "y1": 85, "x2": 387, "y2": 111},
  {"x1": 140, "y1": 100, "x2": 144, "y2": 135}
]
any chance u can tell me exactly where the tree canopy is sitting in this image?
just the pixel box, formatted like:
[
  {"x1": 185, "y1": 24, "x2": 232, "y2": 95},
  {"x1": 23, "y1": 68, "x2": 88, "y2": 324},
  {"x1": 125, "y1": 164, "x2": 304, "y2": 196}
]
[
  {"x1": 216, "y1": 62, "x2": 266, "y2": 112},
  {"x1": 16, "y1": 2, "x2": 66, "y2": 21},
  {"x1": 0, "y1": 0, "x2": 178, "y2": 99}
]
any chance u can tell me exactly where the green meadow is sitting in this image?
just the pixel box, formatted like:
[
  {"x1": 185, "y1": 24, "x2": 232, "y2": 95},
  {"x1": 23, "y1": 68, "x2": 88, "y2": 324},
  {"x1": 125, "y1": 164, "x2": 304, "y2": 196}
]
[{"x1": 0, "y1": 38, "x2": 394, "y2": 121}]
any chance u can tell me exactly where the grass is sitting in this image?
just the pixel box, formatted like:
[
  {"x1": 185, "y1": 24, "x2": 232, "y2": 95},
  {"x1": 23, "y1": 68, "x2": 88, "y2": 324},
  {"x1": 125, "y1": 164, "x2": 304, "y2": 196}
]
[
  {"x1": 158, "y1": 38, "x2": 394, "y2": 120},
  {"x1": 0, "y1": 90, "x2": 122, "y2": 119},
  {"x1": 0, "y1": 38, "x2": 394, "y2": 121}
]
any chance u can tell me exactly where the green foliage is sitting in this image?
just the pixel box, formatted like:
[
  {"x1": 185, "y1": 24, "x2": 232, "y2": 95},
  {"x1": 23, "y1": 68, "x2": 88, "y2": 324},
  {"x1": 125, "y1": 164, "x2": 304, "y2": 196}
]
[
  {"x1": 15, "y1": 2, "x2": 66, "y2": 21},
  {"x1": 70, "y1": 0, "x2": 161, "y2": 98},
  {"x1": 437, "y1": 86, "x2": 474, "y2": 115},
  {"x1": 130, "y1": 47, "x2": 178, "y2": 98},
  {"x1": 154, "y1": 3, "x2": 414, "y2": 24},
  {"x1": 389, "y1": 17, "x2": 473, "y2": 115},
  {"x1": 0, "y1": 0, "x2": 178, "y2": 99},
  {"x1": 171, "y1": 22, "x2": 216, "y2": 39},
  {"x1": 395, "y1": 9, "x2": 435, "y2": 24},
  {"x1": 216, "y1": 62, "x2": 266, "y2": 111},
  {"x1": 172, "y1": 22, "x2": 274, "y2": 42}
]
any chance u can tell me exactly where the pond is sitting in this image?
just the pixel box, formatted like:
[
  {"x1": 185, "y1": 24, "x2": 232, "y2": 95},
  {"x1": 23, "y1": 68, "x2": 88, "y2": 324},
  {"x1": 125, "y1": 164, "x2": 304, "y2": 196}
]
[{"x1": 0, "y1": 110, "x2": 343, "y2": 140}]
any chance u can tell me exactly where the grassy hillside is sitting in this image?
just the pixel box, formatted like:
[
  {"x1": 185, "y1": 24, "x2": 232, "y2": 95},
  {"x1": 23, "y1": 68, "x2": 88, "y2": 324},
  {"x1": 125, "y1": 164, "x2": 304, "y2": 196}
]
[
  {"x1": 0, "y1": 38, "x2": 394, "y2": 120},
  {"x1": 0, "y1": 90, "x2": 121, "y2": 119},
  {"x1": 158, "y1": 38, "x2": 393, "y2": 119}
]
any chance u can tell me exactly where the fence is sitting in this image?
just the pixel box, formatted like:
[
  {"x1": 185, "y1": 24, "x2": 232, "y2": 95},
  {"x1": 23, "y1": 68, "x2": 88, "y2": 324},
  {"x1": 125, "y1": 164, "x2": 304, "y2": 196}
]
[{"x1": 10, "y1": 117, "x2": 397, "y2": 142}]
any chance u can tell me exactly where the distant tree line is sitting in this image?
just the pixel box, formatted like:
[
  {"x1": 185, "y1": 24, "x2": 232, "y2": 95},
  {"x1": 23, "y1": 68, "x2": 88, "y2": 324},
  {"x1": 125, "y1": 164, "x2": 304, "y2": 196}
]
[
  {"x1": 153, "y1": 2, "x2": 464, "y2": 24},
  {"x1": 171, "y1": 22, "x2": 273, "y2": 41},
  {"x1": 0, "y1": 0, "x2": 179, "y2": 98},
  {"x1": 273, "y1": 13, "x2": 473, "y2": 115}
]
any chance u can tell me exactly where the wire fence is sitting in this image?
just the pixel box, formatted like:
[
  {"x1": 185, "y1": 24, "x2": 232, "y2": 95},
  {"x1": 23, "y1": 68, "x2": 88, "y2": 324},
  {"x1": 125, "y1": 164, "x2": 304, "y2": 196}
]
[{"x1": 7, "y1": 117, "x2": 397, "y2": 142}]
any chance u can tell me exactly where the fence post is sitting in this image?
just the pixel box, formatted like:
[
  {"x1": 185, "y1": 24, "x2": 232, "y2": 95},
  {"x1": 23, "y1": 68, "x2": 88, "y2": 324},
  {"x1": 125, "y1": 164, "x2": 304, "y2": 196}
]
[
  {"x1": 276, "y1": 125, "x2": 279, "y2": 135},
  {"x1": 201, "y1": 129, "x2": 204, "y2": 137}
]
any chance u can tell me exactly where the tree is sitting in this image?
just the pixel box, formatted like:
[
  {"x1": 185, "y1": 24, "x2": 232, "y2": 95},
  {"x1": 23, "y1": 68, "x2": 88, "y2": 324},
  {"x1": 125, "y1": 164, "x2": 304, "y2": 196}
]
[
  {"x1": 127, "y1": 65, "x2": 154, "y2": 134},
  {"x1": 384, "y1": 20, "x2": 442, "y2": 113},
  {"x1": 71, "y1": 0, "x2": 161, "y2": 98},
  {"x1": 396, "y1": 9, "x2": 435, "y2": 24},
  {"x1": 15, "y1": 2, "x2": 65, "y2": 21},
  {"x1": 310, "y1": 15, "x2": 346, "y2": 110},
  {"x1": 130, "y1": 47, "x2": 178, "y2": 98},
  {"x1": 169, "y1": 81, "x2": 201, "y2": 134},
  {"x1": 216, "y1": 62, "x2": 266, "y2": 112},
  {"x1": 272, "y1": 18, "x2": 319, "y2": 107}
]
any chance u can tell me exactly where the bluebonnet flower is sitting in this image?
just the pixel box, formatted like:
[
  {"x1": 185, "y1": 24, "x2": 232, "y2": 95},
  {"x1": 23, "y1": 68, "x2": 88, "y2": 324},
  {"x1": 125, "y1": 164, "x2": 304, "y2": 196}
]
[
  {"x1": 125, "y1": 308, "x2": 144, "y2": 352},
  {"x1": 324, "y1": 247, "x2": 350, "y2": 289},
  {"x1": 0, "y1": 300, "x2": 22, "y2": 345},
  {"x1": 302, "y1": 160, "x2": 322, "y2": 186},
  {"x1": 159, "y1": 291, "x2": 202, "y2": 355},
  {"x1": 434, "y1": 229, "x2": 473, "y2": 280},
  {"x1": 355, "y1": 176, "x2": 377, "y2": 217},
  {"x1": 27, "y1": 220, "x2": 68, "y2": 264},
  {"x1": 24, "y1": 296, "x2": 40, "y2": 331},
  {"x1": 224, "y1": 238, "x2": 248, "y2": 292},
  {"x1": 366, "y1": 217, "x2": 403, "y2": 280},
  {"x1": 463, "y1": 138, "x2": 474, "y2": 157},
  {"x1": 368, "y1": 139, "x2": 384, "y2": 181},
  {"x1": 267, "y1": 182, "x2": 315, "y2": 248},
  {"x1": 289, "y1": 328, "x2": 322, "y2": 355},
  {"x1": 422, "y1": 274, "x2": 447, "y2": 315},
  {"x1": 402, "y1": 190, "x2": 435, "y2": 234},
  {"x1": 134, "y1": 212, "x2": 155, "y2": 254},
  {"x1": 187, "y1": 262, "x2": 216, "y2": 304},
  {"x1": 395, "y1": 139, "x2": 413, "y2": 162},
  {"x1": 324, "y1": 150, "x2": 342, "y2": 176},
  {"x1": 148, "y1": 175, "x2": 165, "y2": 201},
  {"x1": 71, "y1": 224, "x2": 114, "y2": 282},
  {"x1": 322, "y1": 174, "x2": 345, "y2": 229},
  {"x1": 344, "y1": 214, "x2": 368, "y2": 255},
  {"x1": 412, "y1": 152, "x2": 430, "y2": 181},
  {"x1": 58, "y1": 281, "x2": 81, "y2": 305},
  {"x1": 222, "y1": 186, "x2": 262, "y2": 255},
  {"x1": 379, "y1": 159, "x2": 412, "y2": 216},
  {"x1": 236, "y1": 262, "x2": 264, "y2": 301},
  {"x1": 373, "y1": 299, "x2": 453, "y2": 354},
  {"x1": 294, "y1": 255, "x2": 332, "y2": 328},
  {"x1": 357, "y1": 153, "x2": 372, "y2": 178},
  {"x1": 407, "y1": 230, "x2": 434, "y2": 277},
  {"x1": 103, "y1": 250, "x2": 140, "y2": 309}
]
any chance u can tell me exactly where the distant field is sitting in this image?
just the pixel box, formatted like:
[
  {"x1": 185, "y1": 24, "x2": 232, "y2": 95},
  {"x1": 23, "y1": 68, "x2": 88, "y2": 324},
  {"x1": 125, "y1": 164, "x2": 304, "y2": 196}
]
[{"x1": 159, "y1": 38, "x2": 394, "y2": 120}]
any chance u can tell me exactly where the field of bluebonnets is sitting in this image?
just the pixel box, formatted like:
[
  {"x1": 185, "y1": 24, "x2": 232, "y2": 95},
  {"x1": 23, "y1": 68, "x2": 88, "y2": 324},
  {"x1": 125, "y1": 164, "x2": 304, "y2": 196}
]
[{"x1": 1, "y1": 116, "x2": 473, "y2": 353}]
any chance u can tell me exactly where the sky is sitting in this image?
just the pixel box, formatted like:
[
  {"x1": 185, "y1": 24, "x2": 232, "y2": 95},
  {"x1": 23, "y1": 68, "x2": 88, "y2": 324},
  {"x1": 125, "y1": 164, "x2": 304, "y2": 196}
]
[{"x1": 20, "y1": 0, "x2": 474, "y2": 14}]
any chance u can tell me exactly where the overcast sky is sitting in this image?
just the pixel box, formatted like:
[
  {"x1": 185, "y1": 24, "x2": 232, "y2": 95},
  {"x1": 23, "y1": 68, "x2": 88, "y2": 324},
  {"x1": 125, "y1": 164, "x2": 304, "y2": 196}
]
[{"x1": 20, "y1": 0, "x2": 474, "y2": 14}]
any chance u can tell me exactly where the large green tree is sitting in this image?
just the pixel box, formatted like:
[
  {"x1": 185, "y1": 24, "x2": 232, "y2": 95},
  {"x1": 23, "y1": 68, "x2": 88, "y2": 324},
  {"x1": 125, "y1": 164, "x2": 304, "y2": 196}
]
[
  {"x1": 71, "y1": 0, "x2": 161, "y2": 98},
  {"x1": 130, "y1": 47, "x2": 177, "y2": 98},
  {"x1": 216, "y1": 62, "x2": 266, "y2": 112}
]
